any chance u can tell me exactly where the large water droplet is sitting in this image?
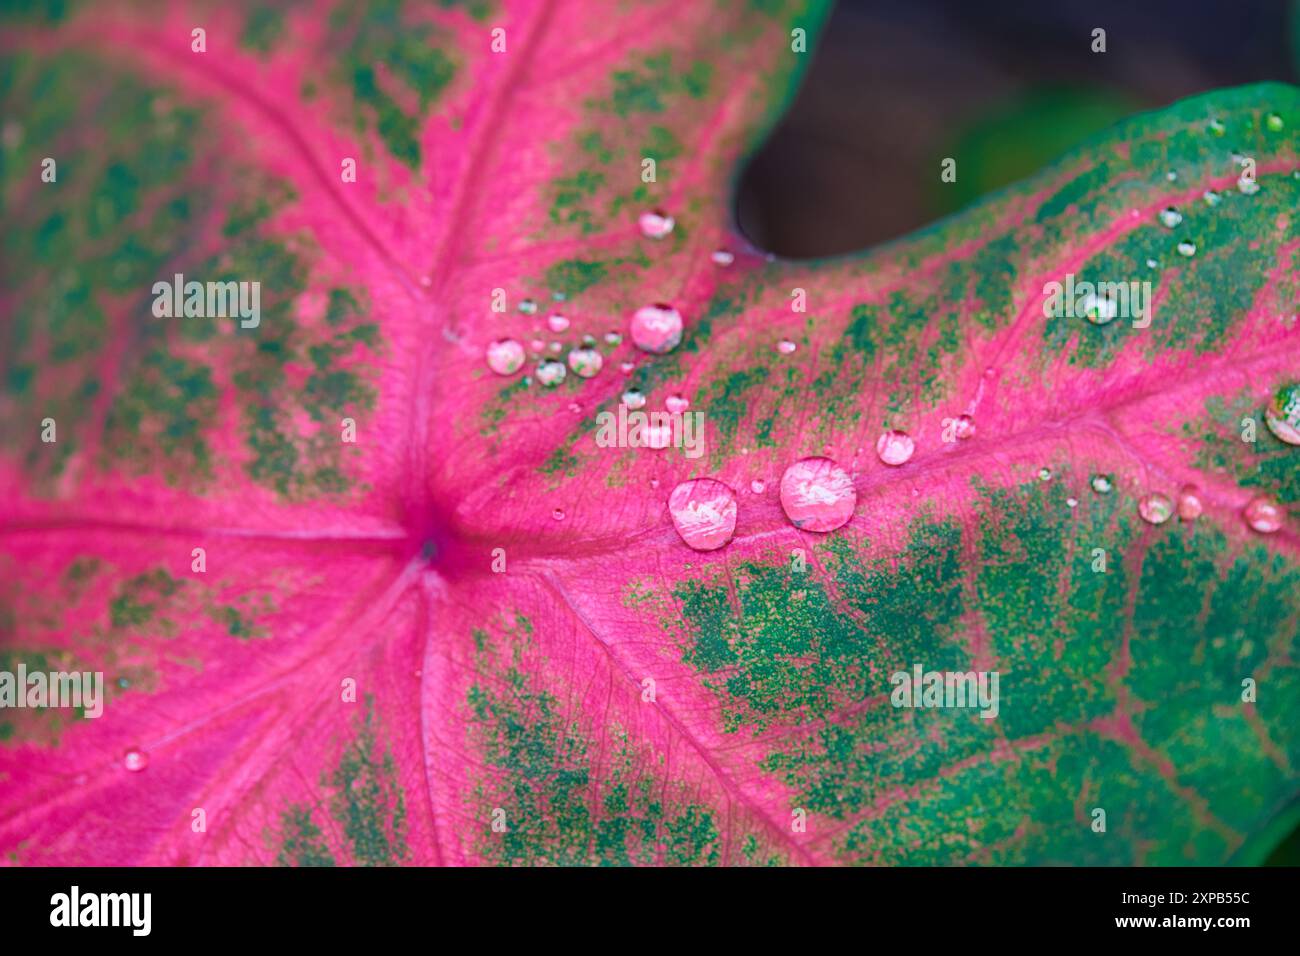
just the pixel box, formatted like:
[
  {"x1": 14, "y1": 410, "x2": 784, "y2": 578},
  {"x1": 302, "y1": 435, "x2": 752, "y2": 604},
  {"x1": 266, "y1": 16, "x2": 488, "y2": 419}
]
[
  {"x1": 1207, "y1": 117, "x2": 1225, "y2": 136},
  {"x1": 1038, "y1": 467, "x2": 1052, "y2": 481},
  {"x1": 485, "y1": 338, "x2": 525, "y2": 376},
  {"x1": 547, "y1": 313, "x2": 570, "y2": 333},
  {"x1": 1265, "y1": 382, "x2": 1300, "y2": 445},
  {"x1": 1265, "y1": 112, "x2": 1284, "y2": 132},
  {"x1": 621, "y1": 387, "x2": 646, "y2": 410},
  {"x1": 1080, "y1": 292, "x2": 1118, "y2": 326},
  {"x1": 668, "y1": 478, "x2": 738, "y2": 551},
  {"x1": 567, "y1": 346, "x2": 603, "y2": 378},
  {"x1": 1243, "y1": 496, "x2": 1283, "y2": 533},
  {"x1": 1177, "y1": 485, "x2": 1204, "y2": 521},
  {"x1": 1176, "y1": 240, "x2": 1197, "y2": 257},
  {"x1": 630, "y1": 304, "x2": 683, "y2": 354},
  {"x1": 1090, "y1": 474, "x2": 1113, "y2": 494},
  {"x1": 779, "y1": 457, "x2": 856, "y2": 532},
  {"x1": 1158, "y1": 207, "x2": 1183, "y2": 228},
  {"x1": 638, "y1": 209, "x2": 675, "y2": 240},
  {"x1": 123, "y1": 748, "x2": 149, "y2": 772},
  {"x1": 535, "y1": 358, "x2": 566, "y2": 387},
  {"x1": 875, "y1": 430, "x2": 915, "y2": 466},
  {"x1": 1138, "y1": 493, "x2": 1174, "y2": 525},
  {"x1": 665, "y1": 394, "x2": 690, "y2": 413}
]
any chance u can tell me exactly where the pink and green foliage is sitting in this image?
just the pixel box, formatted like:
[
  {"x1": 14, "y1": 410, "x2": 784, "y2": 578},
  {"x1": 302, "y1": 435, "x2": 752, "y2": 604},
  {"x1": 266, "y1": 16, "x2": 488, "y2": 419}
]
[{"x1": 1, "y1": 0, "x2": 1298, "y2": 865}]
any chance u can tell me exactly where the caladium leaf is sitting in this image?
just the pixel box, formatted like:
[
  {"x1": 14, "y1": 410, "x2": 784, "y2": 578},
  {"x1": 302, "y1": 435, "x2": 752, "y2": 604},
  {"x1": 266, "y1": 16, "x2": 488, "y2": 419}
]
[{"x1": 1, "y1": 0, "x2": 1298, "y2": 867}]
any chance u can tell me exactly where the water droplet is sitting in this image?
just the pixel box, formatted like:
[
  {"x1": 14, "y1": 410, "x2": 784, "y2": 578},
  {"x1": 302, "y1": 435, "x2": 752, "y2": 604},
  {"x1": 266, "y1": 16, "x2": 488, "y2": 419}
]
[
  {"x1": 1138, "y1": 492, "x2": 1174, "y2": 525},
  {"x1": 953, "y1": 414, "x2": 975, "y2": 440},
  {"x1": 1176, "y1": 240, "x2": 1197, "y2": 257},
  {"x1": 779, "y1": 457, "x2": 856, "y2": 532},
  {"x1": 1080, "y1": 291, "x2": 1118, "y2": 325},
  {"x1": 548, "y1": 341, "x2": 562, "y2": 353},
  {"x1": 568, "y1": 402, "x2": 582, "y2": 413},
  {"x1": 1165, "y1": 170, "x2": 1178, "y2": 182},
  {"x1": 1207, "y1": 117, "x2": 1225, "y2": 136},
  {"x1": 665, "y1": 394, "x2": 690, "y2": 413},
  {"x1": 1265, "y1": 382, "x2": 1300, "y2": 445},
  {"x1": 777, "y1": 339, "x2": 797, "y2": 355},
  {"x1": 1158, "y1": 207, "x2": 1183, "y2": 228},
  {"x1": 619, "y1": 361, "x2": 635, "y2": 374},
  {"x1": 875, "y1": 429, "x2": 915, "y2": 466},
  {"x1": 518, "y1": 298, "x2": 538, "y2": 315},
  {"x1": 1145, "y1": 257, "x2": 1159, "y2": 269},
  {"x1": 604, "y1": 330, "x2": 623, "y2": 345},
  {"x1": 630, "y1": 304, "x2": 683, "y2": 354},
  {"x1": 1243, "y1": 495, "x2": 1283, "y2": 533},
  {"x1": 668, "y1": 478, "x2": 738, "y2": 551},
  {"x1": 621, "y1": 387, "x2": 646, "y2": 410},
  {"x1": 1265, "y1": 112, "x2": 1284, "y2": 132},
  {"x1": 1091, "y1": 474, "x2": 1113, "y2": 494},
  {"x1": 649, "y1": 477, "x2": 660, "y2": 490},
  {"x1": 547, "y1": 313, "x2": 570, "y2": 333},
  {"x1": 711, "y1": 248, "x2": 735, "y2": 267},
  {"x1": 485, "y1": 338, "x2": 525, "y2": 376},
  {"x1": 638, "y1": 209, "x2": 675, "y2": 240},
  {"x1": 1203, "y1": 189, "x2": 1221, "y2": 207},
  {"x1": 529, "y1": 338, "x2": 545, "y2": 353},
  {"x1": 567, "y1": 346, "x2": 603, "y2": 378},
  {"x1": 552, "y1": 508, "x2": 565, "y2": 521},
  {"x1": 535, "y1": 358, "x2": 566, "y2": 387},
  {"x1": 1038, "y1": 467, "x2": 1052, "y2": 481},
  {"x1": 750, "y1": 479, "x2": 766, "y2": 494},
  {"x1": 1177, "y1": 486, "x2": 1203, "y2": 521},
  {"x1": 1237, "y1": 175, "x2": 1260, "y2": 196},
  {"x1": 644, "y1": 422, "x2": 672, "y2": 449},
  {"x1": 123, "y1": 748, "x2": 148, "y2": 772},
  {"x1": 552, "y1": 290, "x2": 567, "y2": 302},
  {"x1": 1067, "y1": 497, "x2": 1079, "y2": 508}
]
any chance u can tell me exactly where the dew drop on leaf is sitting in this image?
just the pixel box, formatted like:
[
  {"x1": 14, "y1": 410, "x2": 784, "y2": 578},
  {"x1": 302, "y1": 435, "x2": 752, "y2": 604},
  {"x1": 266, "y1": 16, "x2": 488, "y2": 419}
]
[
  {"x1": 604, "y1": 330, "x2": 622, "y2": 345},
  {"x1": 1266, "y1": 112, "x2": 1284, "y2": 132},
  {"x1": 875, "y1": 429, "x2": 915, "y2": 466},
  {"x1": 710, "y1": 249, "x2": 735, "y2": 267},
  {"x1": 552, "y1": 508, "x2": 565, "y2": 521},
  {"x1": 535, "y1": 358, "x2": 566, "y2": 387},
  {"x1": 1158, "y1": 207, "x2": 1183, "y2": 228},
  {"x1": 1243, "y1": 496, "x2": 1284, "y2": 534},
  {"x1": 547, "y1": 313, "x2": 569, "y2": 333},
  {"x1": 122, "y1": 748, "x2": 148, "y2": 773},
  {"x1": 629, "y1": 304, "x2": 683, "y2": 354},
  {"x1": 1177, "y1": 240, "x2": 1197, "y2": 257},
  {"x1": 1237, "y1": 175, "x2": 1260, "y2": 195},
  {"x1": 776, "y1": 339, "x2": 797, "y2": 355},
  {"x1": 953, "y1": 414, "x2": 975, "y2": 440},
  {"x1": 638, "y1": 209, "x2": 675, "y2": 240},
  {"x1": 485, "y1": 338, "x2": 525, "y2": 376},
  {"x1": 1080, "y1": 292, "x2": 1118, "y2": 325},
  {"x1": 1038, "y1": 467, "x2": 1052, "y2": 481},
  {"x1": 567, "y1": 347, "x2": 602, "y2": 379},
  {"x1": 1091, "y1": 474, "x2": 1113, "y2": 494},
  {"x1": 779, "y1": 457, "x2": 856, "y2": 532},
  {"x1": 750, "y1": 479, "x2": 766, "y2": 494},
  {"x1": 667, "y1": 478, "x2": 738, "y2": 551},
  {"x1": 517, "y1": 298, "x2": 537, "y2": 315},
  {"x1": 1265, "y1": 382, "x2": 1300, "y2": 445},
  {"x1": 665, "y1": 394, "x2": 689, "y2": 413},
  {"x1": 621, "y1": 387, "x2": 646, "y2": 410},
  {"x1": 1138, "y1": 493, "x2": 1174, "y2": 524},
  {"x1": 1203, "y1": 189, "x2": 1221, "y2": 207},
  {"x1": 1177, "y1": 486, "x2": 1204, "y2": 521}
]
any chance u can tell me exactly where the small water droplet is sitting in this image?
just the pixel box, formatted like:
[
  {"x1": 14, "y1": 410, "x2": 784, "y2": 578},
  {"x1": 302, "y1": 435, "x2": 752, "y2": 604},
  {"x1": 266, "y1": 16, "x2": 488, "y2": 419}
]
[
  {"x1": 604, "y1": 330, "x2": 623, "y2": 345},
  {"x1": 485, "y1": 338, "x2": 525, "y2": 376},
  {"x1": 1145, "y1": 257, "x2": 1159, "y2": 269},
  {"x1": 1067, "y1": 497, "x2": 1079, "y2": 508},
  {"x1": 649, "y1": 477, "x2": 660, "y2": 490},
  {"x1": 536, "y1": 358, "x2": 566, "y2": 387},
  {"x1": 1176, "y1": 240, "x2": 1197, "y2": 257},
  {"x1": 953, "y1": 414, "x2": 975, "y2": 440},
  {"x1": 1091, "y1": 474, "x2": 1113, "y2": 494},
  {"x1": 638, "y1": 209, "x2": 675, "y2": 240},
  {"x1": 1207, "y1": 117, "x2": 1225, "y2": 136},
  {"x1": 548, "y1": 341, "x2": 562, "y2": 353},
  {"x1": 552, "y1": 290, "x2": 567, "y2": 302},
  {"x1": 1038, "y1": 467, "x2": 1052, "y2": 481},
  {"x1": 619, "y1": 361, "x2": 635, "y2": 374},
  {"x1": 750, "y1": 479, "x2": 766, "y2": 494},
  {"x1": 518, "y1": 298, "x2": 538, "y2": 315},
  {"x1": 123, "y1": 748, "x2": 148, "y2": 772},
  {"x1": 779, "y1": 457, "x2": 856, "y2": 532},
  {"x1": 1138, "y1": 492, "x2": 1174, "y2": 525},
  {"x1": 568, "y1": 402, "x2": 582, "y2": 413},
  {"x1": 1243, "y1": 495, "x2": 1283, "y2": 533},
  {"x1": 1177, "y1": 486, "x2": 1203, "y2": 521},
  {"x1": 1265, "y1": 382, "x2": 1300, "y2": 445},
  {"x1": 567, "y1": 346, "x2": 603, "y2": 378},
  {"x1": 668, "y1": 478, "x2": 738, "y2": 551},
  {"x1": 1265, "y1": 113, "x2": 1284, "y2": 132},
  {"x1": 1080, "y1": 291, "x2": 1118, "y2": 325},
  {"x1": 621, "y1": 388, "x2": 646, "y2": 410},
  {"x1": 552, "y1": 508, "x2": 565, "y2": 521},
  {"x1": 1164, "y1": 170, "x2": 1178, "y2": 182},
  {"x1": 547, "y1": 313, "x2": 570, "y2": 333},
  {"x1": 777, "y1": 339, "x2": 797, "y2": 355},
  {"x1": 1158, "y1": 207, "x2": 1183, "y2": 228},
  {"x1": 1237, "y1": 175, "x2": 1260, "y2": 196},
  {"x1": 875, "y1": 429, "x2": 915, "y2": 466},
  {"x1": 711, "y1": 248, "x2": 735, "y2": 267},
  {"x1": 630, "y1": 304, "x2": 683, "y2": 354},
  {"x1": 665, "y1": 394, "x2": 690, "y2": 413},
  {"x1": 1203, "y1": 189, "x2": 1221, "y2": 207}
]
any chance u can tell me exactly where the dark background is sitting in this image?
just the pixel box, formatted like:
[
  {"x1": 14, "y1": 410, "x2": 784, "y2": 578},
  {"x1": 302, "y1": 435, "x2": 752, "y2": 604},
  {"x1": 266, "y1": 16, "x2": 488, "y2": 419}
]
[{"x1": 737, "y1": 0, "x2": 1300, "y2": 258}]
